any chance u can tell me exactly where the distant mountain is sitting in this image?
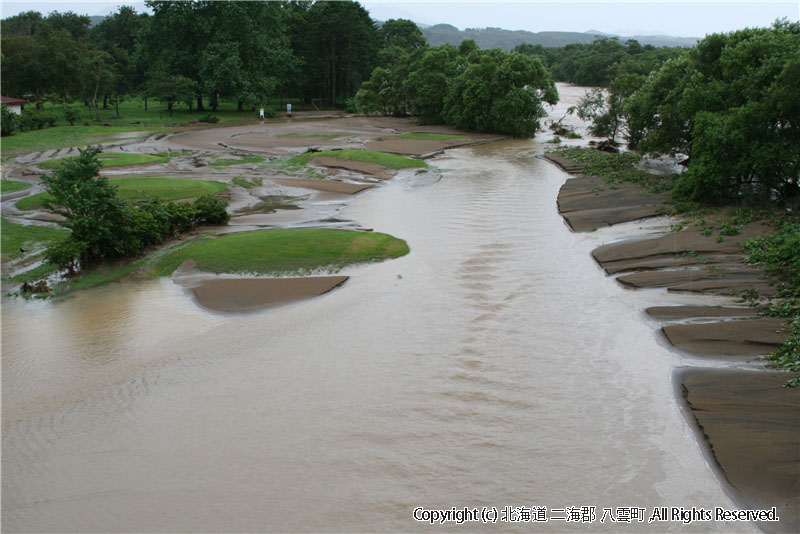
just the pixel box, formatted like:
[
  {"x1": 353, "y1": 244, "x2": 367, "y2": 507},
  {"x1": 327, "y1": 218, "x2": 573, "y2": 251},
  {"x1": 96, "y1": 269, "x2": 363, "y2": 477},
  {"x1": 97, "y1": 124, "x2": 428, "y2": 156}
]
[
  {"x1": 89, "y1": 15, "x2": 105, "y2": 28},
  {"x1": 420, "y1": 24, "x2": 699, "y2": 49}
]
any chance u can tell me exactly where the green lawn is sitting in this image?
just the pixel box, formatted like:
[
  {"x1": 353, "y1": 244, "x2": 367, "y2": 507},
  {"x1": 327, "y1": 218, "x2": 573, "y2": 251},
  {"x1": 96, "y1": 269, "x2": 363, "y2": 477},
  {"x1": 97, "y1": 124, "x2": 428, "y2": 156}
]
[
  {"x1": 393, "y1": 133, "x2": 467, "y2": 141},
  {"x1": 289, "y1": 149, "x2": 428, "y2": 170},
  {"x1": 38, "y1": 152, "x2": 169, "y2": 169},
  {"x1": 1, "y1": 217, "x2": 68, "y2": 261},
  {"x1": 152, "y1": 228, "x2": 410, "y2": 276},
  {"x1": 0, "y1": 97, "x2": 301, "y2": 161},
  {"x1": 1, "y1": 179, "x2": 32, "y2": 193},
  {"x1": 16, "y1": 177, "x2": 227, "y2": 211}
]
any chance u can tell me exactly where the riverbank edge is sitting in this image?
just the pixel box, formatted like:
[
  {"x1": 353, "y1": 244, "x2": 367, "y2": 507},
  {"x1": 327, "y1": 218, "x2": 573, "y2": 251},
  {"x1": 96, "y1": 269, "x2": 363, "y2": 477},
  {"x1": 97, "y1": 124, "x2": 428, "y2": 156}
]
[{"x1": 543, "y1": 151, "x2": 799, "y2": 533}]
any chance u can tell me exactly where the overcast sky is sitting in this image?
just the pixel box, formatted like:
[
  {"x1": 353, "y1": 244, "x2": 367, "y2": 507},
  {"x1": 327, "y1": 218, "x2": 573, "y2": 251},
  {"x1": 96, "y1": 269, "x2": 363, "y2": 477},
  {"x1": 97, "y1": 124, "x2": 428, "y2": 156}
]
[{"x1": 1, "y1": 1, "x2": 798, "y2": 38}]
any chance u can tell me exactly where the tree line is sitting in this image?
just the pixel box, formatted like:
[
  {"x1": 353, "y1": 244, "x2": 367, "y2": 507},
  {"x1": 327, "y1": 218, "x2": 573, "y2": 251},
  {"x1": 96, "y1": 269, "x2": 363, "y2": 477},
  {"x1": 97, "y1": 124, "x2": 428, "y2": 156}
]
[
  {"x1": 1, "y1": 1, "x2": 380, "y2": 116},
  {"x1": 572, "y1": 20, "x2": 799, "y2": 205}
]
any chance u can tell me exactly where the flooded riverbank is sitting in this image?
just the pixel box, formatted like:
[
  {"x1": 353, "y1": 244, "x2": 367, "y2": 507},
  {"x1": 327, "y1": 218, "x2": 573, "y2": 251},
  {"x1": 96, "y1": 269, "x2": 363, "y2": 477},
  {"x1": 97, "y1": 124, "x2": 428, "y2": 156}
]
[{"x1": 2, "y1": 124, "x2": 758, "y2": 531}]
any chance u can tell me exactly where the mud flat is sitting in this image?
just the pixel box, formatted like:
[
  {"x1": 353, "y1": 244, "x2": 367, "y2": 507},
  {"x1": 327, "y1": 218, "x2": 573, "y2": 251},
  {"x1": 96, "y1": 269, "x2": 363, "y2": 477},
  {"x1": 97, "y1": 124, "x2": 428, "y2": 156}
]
[
  {"x1": 679, "y1": 368, "x2": 799, "y2": 534},
  {"x1": 188, "y1": 276, "x2": 349, "y2": 312},
  {"x1": 547, "y1": 151, "x2": 798, "y2": 532}
]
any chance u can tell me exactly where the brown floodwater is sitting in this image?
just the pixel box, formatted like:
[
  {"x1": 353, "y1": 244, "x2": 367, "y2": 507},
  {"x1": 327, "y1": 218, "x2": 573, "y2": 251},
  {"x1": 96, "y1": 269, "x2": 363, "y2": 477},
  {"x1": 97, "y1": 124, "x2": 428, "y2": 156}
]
[{"x1": 2, "y1": 86, "x2": 756, "y2": 532}]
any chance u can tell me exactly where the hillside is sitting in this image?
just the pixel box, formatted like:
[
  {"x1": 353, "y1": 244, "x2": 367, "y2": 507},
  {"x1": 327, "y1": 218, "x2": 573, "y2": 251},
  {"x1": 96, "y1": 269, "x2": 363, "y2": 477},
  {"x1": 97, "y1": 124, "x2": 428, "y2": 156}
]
[{"x1": 420, "y1": 23, "x2": 699, "y2": 49}]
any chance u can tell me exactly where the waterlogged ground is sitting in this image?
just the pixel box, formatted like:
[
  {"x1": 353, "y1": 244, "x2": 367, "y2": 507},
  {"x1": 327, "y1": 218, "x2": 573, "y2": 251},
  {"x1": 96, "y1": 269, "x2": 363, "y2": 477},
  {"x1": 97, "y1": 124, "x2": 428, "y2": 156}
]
[{"x1": 1, "y1": 86, "x2": 762, "y2": 532}]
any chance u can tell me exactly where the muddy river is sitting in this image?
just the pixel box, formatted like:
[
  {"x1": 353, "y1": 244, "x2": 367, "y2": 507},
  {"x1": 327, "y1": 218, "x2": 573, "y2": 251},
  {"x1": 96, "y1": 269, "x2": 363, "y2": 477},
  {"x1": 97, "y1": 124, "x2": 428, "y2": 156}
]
[{"x1": 2, "y1": 109, "x2": 756, "y2": 531}]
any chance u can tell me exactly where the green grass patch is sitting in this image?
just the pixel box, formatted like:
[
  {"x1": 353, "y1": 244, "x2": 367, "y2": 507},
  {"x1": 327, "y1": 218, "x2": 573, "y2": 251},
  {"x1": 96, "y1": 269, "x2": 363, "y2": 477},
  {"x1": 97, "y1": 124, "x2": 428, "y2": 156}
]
[
  {"x1": 16, "y1": 177, "x2": 227, "y2": 211},
  {"x1": 232, "y1": 176, "x2": 264, "y2": 189},
  {"x1": 393, "y1": 133, "x2": 467, "y2": 141},
  {"x1": 1, "y1": 217, "x2": 68, "y2": 261},
  {"x1": 208, "y1": 156, "x2": 265, "y2": 167},
  {"x1": 553, "y1": 146, "x2": 675, "y2": 194},
  {"x1": 1, "y1": 179, "x2": 32, "y2": 193},
  {"x1": 38, "y1": 152, "x2": 168, "y2": 169},
  {"x1": 0, "y1": 97, "x2": 303, "y2": 160},
  {"x1": 11, "y1": 261, "x2": 60, "y2": 283},
  {"x1": 277, "y1": 132, "x2": 342, "y2": 140},
  {"x1": 151, "y1": 228, "x2": 410, "y2": 276},
  {"x1": 289, "y1": 149, "x2": 427, "y2": 170}
]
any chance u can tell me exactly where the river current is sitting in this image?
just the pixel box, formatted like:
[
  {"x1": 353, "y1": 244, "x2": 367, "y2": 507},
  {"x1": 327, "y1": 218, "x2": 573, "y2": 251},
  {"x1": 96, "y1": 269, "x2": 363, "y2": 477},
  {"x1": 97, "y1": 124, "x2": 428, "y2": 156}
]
[{"x1": 2, "y1": 98, "x2": 755, "y2": 532}]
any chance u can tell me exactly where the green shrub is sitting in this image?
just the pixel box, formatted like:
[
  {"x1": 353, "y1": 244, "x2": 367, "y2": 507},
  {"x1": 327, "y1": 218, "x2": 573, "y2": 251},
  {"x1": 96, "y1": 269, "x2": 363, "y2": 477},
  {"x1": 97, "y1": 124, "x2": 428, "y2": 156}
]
[
  {"x1": 45, "y1": 237, "x2": 86, "y2": 274},
  {"x1": 194, "y1": 194, "x2": 229, "y2": 225},
  {"x1": 199, "y1": 114, "x2": 219, "y2": 123},
  {"x1": 64, "y1": 107, "x2": 81, "y2": 126},
  {"x1": 127, "y1": 202, "x2": 172, "y2": 248},
  {"x1": 165, "y1": 201, "x2": 199, "y2": 235},
  {"x1": 1, "y1": 105, "x2": 17, "y2": 136}
]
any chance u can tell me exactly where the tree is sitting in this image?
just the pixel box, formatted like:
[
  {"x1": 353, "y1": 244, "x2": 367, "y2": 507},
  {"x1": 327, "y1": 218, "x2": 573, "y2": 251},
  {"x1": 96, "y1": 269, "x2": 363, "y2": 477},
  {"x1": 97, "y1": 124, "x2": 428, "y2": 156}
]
[
  {"x1": 146, "y1": 73, "x2": 198, "y2": 116},
  {"x1": 299, "y1": 0, "x2": 378, "y2": 106},
  {"x1": 405, "y1": 45, "x2": 459, "y2": 124},
  {"x1": 90, "y1": 6, "x2": 149, "y2": 113},
  {"x1": 627, "y1": 20, "x2": 800, "y2": 204},
  {"x1": 41, "y1": 147, "x2": 130, "y2": 266},
  {"x1": 444, "y1": 48, "x2": 557, "y2": 137}
]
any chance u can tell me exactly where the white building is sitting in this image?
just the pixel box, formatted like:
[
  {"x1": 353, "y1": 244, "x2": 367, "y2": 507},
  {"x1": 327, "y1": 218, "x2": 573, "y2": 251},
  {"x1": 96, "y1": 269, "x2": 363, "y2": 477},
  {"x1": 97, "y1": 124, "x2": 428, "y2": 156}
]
[{"x1": 1, "y1": 96, "x2": 27, "y2": 115}]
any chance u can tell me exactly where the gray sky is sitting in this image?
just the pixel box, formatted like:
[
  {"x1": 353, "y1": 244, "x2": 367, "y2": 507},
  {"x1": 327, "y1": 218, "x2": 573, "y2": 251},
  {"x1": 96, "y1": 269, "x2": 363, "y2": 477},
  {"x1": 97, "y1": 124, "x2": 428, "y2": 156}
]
[{"x1": 1, "y1": 1, "x2": 798, "y2": 38}]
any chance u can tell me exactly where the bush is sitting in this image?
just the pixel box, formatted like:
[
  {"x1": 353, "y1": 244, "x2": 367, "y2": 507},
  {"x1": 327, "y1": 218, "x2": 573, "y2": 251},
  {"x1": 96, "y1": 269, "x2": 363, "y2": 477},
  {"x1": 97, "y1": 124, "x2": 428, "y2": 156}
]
[
  {"x1": 199, "y1": 114, "x2": 219, "y2": 123},
  {"x1": 127, "y1": 202, "x2": 172, "y2": 248},
  {"x1": 18, "y1": 109, "x2": 56, "y2": 131},
  {"x1": 165, "y1": 201, "x2": 199, "y2": 235},
  {"x1": 1, "y1": 105, "x2": 17, "y2": 136},
  {"x1": 64, "y1": 107, "x2": 81, "y2": 126},
  {"x1": 193, "y1": 194, "x2": 229, "y2": 225},
  {"x1": 45, "y1": 237, "x2": 86, "y2": 274}
]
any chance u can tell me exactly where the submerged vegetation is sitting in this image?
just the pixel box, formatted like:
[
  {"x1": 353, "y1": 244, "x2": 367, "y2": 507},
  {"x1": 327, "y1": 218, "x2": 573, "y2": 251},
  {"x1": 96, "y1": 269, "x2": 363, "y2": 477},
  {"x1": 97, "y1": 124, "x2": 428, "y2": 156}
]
[
  {"x1": 289, "y1": 149, "x2": 428, "y2": 170},
  {"x1": 554, "y1": 146, "x2": 674, "y2": 194},
  {"x1": 152, "y1": 229, "x2": 410, "y2": 277}
]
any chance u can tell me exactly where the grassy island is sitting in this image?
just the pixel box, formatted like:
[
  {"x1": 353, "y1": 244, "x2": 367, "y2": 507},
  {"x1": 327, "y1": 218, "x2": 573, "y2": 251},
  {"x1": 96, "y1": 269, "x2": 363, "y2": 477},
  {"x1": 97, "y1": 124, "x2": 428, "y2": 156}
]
[{"x1": 153, "y1": 228, "x2": 410, "y2": 276}]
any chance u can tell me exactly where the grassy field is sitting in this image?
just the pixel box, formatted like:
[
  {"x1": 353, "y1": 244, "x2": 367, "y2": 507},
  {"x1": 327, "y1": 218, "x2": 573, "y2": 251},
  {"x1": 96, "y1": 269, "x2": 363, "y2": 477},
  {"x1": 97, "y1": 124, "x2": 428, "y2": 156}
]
[
  {"x1": 16, "y1": 177, "x2": 227, "y2": 211},
  {"x1": 38, "y1": 152, "x2": 169, "y2": 169},
  {"x1": 393, "y1": 133, "x2": 467, "y2": 141},
  {"x1": 1, "y1": 179, "x2": 32, "y2": 193},
  {"x1": 0, "y1": 97, "x2": 303, "y2": 161},
  {"x1": 1, "y1": 218, "x2": 67, "y2": 261},
  {"x1": 289, "y1": 149, "x2": 428, "y2": 170},
  {"x1": 152, "y1": 228, "x2": 410, "y2": 276}
]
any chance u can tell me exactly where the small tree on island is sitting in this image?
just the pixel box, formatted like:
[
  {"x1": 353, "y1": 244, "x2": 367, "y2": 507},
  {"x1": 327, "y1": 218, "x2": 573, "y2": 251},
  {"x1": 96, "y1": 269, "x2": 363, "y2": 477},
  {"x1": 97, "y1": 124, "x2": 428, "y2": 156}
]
[
  {"x1": 41, "y1": 146, "x2": 130, "y2": 270},
  {"x1": 41, "y1": 146, "x2": 231, "y2": 275}
]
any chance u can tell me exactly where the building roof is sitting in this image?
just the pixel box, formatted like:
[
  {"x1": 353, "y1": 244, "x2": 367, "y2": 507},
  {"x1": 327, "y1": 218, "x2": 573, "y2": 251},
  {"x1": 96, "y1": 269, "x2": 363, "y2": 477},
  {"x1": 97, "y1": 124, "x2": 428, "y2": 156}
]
[{"x1": 1, "y1": 96, "x2": 27, "y2": 106}]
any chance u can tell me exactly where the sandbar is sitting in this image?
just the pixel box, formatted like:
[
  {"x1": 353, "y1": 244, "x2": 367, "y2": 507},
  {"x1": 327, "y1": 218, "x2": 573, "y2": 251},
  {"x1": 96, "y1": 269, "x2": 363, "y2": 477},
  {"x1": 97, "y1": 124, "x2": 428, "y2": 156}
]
[{"x1": 190, "y1": 276, "x2": 349, "y2": 312}]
